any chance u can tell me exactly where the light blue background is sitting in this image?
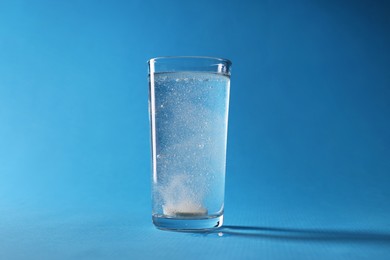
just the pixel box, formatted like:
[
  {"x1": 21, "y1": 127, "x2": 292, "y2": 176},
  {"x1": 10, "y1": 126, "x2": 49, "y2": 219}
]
[{"x1": 1, "y1": 0, "x2": 389, "y2": 259}]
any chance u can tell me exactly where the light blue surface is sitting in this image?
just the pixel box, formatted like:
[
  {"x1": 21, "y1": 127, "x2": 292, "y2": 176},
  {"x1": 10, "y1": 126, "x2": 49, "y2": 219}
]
[{"x1": 0, "y1": 0, "x2": 389, "y2": 259}]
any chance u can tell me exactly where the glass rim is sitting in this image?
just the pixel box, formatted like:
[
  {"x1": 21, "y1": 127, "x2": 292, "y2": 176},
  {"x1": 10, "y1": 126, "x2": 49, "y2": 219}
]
[{"x1": 148, "y1": 56, "x2": 232, "y2": 66}]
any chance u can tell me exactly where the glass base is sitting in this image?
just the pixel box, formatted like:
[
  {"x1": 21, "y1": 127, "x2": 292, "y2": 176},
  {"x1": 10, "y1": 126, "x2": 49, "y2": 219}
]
[{"x1": 152, "y1": 214, "x2": 223, "y2": 231}]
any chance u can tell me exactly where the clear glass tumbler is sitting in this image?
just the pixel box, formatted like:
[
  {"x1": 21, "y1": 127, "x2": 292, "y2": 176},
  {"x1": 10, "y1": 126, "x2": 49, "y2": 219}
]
[{"x1": 148, "y1": 56, "x2": 231, "y2": 230}]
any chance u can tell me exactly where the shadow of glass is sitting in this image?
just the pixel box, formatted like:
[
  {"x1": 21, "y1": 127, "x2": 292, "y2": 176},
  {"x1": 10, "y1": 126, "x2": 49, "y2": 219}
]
[{"x1": 195, "y1": 225, "x2": 390, "y2": 244}]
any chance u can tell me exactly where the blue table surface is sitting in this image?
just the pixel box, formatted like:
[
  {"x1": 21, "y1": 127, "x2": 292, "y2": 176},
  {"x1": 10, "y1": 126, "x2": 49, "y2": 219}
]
[
  {"x1": 1, "y1": 0, "x2": 390, "y2": 259},
  {"x1": 1, "y1": 201, "x2": 390, "y2": 259}
]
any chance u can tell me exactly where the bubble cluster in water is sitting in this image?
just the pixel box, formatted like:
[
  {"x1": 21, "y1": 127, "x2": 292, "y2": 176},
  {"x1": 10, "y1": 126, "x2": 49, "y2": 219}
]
[{"x1": 152, "y1": 72, "x2": 230, "y2": 217}]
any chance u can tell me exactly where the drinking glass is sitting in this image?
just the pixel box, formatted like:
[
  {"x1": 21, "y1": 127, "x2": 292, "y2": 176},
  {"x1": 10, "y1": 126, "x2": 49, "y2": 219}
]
[{"x1": 148, "y1": 56, "x2": 232, "y2": 230}]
